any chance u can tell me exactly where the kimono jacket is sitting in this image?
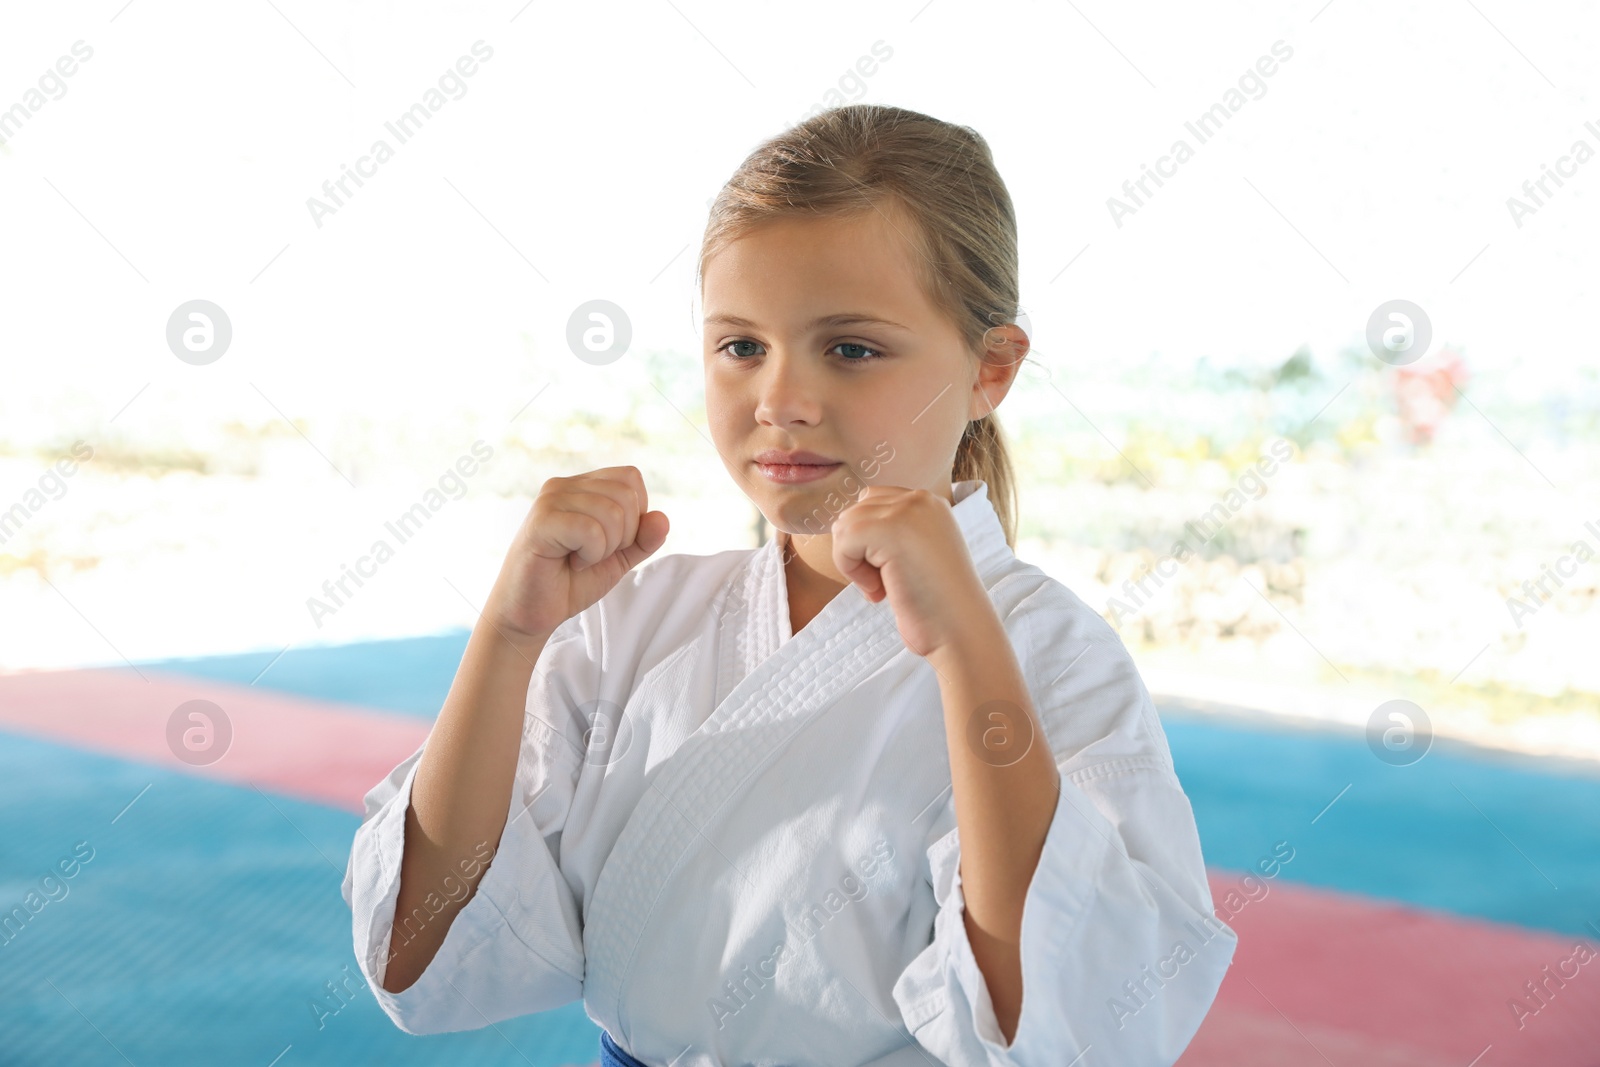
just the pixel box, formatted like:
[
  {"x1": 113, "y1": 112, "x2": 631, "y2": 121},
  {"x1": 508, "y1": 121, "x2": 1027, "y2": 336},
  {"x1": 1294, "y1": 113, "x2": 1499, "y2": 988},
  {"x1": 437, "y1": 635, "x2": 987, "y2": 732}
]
[{"x1": 341, "y1": 479, "x2": 1236, "y2": 1066}]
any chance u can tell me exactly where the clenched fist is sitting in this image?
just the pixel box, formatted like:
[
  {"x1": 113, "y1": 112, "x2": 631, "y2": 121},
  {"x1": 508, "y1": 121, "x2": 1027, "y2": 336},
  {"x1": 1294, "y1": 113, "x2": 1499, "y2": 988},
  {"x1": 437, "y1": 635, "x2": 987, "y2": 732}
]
[{"x1": 485, "y1": 466, "x2": 670, "y2": 640}]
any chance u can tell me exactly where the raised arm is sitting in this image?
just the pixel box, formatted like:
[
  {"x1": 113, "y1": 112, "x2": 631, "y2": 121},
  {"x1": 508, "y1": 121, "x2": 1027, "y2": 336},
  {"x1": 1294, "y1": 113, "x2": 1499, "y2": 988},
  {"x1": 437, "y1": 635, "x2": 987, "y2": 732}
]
[
  {"x1": 374, "y1": 466, "x2": 670, "y2": 993},
  {"x1": 383, "y1": 610, "x2": 551, "y2": 992}
]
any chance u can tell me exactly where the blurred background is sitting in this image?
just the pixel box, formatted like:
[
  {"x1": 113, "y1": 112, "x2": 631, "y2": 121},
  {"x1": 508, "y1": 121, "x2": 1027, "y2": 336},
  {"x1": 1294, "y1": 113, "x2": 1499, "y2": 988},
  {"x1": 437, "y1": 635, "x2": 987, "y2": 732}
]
[{"x1": 1, "y1": 0, "x2": 1597, "y2": 1064}]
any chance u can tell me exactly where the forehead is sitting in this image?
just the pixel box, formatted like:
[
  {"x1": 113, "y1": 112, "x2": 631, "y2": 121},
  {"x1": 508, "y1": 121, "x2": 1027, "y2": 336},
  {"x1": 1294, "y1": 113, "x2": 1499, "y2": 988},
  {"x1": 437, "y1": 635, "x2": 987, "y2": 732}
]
[{"x1": 701, "y1": 205, "x2": 938, "y2": 330}]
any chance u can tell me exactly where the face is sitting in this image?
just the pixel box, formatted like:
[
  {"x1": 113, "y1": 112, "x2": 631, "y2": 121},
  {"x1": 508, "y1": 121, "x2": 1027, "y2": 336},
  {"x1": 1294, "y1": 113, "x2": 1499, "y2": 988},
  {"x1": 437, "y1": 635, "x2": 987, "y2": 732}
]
[{"x1": 701, "y1": 202, "x2": 1023, "y2": 538}]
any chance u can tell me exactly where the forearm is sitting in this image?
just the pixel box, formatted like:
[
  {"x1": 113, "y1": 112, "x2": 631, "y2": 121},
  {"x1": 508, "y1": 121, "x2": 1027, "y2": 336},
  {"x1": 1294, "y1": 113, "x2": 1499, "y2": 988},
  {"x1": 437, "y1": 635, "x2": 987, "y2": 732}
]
[
  {"x1": 929, "y1": 610, "x2": 1060, "y2": 1044},
  {"x1": 383, "y1": 580, "x2": 552, "y2": 993}
]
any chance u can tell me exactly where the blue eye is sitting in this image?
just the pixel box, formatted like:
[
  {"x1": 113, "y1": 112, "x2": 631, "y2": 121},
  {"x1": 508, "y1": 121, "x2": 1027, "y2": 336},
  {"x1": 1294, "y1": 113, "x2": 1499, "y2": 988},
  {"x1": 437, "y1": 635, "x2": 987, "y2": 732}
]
[
  {"x1": 715, "y1": 340, "x2": 885, "y2": 363},
  {"x1": 831, "y1": 343, "x2": 884, "y2": 362}
]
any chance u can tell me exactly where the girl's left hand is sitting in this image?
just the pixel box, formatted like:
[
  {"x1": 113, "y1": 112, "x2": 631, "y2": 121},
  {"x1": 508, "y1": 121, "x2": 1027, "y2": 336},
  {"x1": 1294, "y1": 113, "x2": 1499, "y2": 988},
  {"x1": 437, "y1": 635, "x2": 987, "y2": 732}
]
[{"x1": 830, "y1": 485, "x2": 993, "y2": 659}]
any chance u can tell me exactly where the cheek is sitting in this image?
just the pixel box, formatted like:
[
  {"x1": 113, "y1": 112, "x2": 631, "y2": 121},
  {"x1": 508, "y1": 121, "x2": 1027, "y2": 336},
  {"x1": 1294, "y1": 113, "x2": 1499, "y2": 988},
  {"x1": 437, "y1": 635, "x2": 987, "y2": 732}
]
[
  {"x1": 866, "y1": 379, "x2": 939, "y2": 435},
  {"x1": 702, "y1": 365, "x2": 736, "y2": 415},
  {"x1": 873, "y1": 383, "x2": 967, "y2": 481},
  {"x1": 703, "y1": 369, "x2": 753, "y2": 450}
]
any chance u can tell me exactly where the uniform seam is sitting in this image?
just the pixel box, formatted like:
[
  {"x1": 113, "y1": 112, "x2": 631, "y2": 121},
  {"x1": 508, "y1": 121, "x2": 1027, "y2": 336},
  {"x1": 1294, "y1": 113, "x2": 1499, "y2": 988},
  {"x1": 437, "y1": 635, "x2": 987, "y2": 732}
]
[
  {"x1": 1064, "y1": 754, "x2": 1178, "y2": 786},
  {"x1": 471, "y1": 883, "x2": 586, "y2": 983}
]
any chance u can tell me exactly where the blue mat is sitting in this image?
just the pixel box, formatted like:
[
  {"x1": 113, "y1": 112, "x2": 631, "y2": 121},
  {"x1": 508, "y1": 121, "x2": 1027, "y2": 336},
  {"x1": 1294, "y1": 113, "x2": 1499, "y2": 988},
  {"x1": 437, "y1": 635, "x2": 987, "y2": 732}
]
[
  {"x1": 0, "y1": 732, "x2": 600, "y2": 1067},
  {"x1": 5, "y1": 632, "x2": 1594, "y2": 1065},
  {"x1": 1161, "y1": 708, "x2": 1600, "y2": 939}
]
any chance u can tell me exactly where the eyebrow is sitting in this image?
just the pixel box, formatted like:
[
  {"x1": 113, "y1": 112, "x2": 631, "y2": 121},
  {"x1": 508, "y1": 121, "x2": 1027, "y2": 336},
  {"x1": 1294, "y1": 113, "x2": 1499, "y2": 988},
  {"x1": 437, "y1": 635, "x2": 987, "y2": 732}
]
[{"x1": 704, "y1": 312, "x2": 908, "y2": 331}]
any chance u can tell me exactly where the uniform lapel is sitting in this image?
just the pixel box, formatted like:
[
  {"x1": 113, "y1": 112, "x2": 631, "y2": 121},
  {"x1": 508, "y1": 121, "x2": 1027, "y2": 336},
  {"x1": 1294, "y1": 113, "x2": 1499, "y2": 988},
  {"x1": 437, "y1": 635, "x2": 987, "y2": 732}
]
[{"x1": 710, "y1": 530, "x2": 789, "y2": 714}]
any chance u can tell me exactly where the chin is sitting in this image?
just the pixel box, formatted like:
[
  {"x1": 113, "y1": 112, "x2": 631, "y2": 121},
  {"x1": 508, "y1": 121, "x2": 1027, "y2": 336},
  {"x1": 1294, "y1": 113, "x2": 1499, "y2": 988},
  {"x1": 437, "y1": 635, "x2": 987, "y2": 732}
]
[{"x1": 762, "y1": 496, "x2": 846, "y2": 539}]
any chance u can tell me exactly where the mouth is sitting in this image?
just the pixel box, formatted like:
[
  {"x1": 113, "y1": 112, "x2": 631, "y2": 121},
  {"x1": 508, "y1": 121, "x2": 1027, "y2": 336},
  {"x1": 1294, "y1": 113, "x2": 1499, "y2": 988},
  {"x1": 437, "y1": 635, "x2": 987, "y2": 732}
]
[{"x1": 752, "y1": 455, "x2": 843, "y2": 485}]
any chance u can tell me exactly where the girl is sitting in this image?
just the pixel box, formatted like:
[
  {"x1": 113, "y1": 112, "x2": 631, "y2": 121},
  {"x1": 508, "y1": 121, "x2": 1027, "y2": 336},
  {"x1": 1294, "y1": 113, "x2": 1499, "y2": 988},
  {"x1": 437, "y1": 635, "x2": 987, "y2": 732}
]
[{"x1": 342, "y1": 104, "x2": 1235, "y2": 1066}]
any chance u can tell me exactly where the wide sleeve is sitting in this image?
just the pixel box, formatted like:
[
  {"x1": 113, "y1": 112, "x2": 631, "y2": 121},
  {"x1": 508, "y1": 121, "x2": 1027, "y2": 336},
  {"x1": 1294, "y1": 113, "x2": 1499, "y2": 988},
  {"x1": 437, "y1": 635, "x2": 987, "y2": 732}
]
[
  {"x1": 891, "y1": 583, "x2": 1236, "y2": 1067},
  {"x1": 340, "y1": 613, "x2": 597, "y2": 1035}
]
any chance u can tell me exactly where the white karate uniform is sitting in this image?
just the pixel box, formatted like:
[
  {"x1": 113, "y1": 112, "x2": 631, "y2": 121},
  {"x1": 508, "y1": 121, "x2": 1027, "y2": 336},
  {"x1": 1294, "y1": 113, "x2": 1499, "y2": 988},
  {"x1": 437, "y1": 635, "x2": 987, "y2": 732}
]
[{"x1": 342, "y1": 480, "x2": 1236, "y2": 1066}]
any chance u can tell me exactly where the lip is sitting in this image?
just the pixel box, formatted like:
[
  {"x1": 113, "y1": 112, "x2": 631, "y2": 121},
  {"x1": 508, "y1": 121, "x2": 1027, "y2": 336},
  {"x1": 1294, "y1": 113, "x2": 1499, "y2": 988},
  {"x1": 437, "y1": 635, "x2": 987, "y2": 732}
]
[
  {"x1": 756, "y1": 461, "x2": 841, "y2": 484},
  {"x1": 753, "y1": 449, "x2": 837, "y2": 465},
  {"x1": 752, "y1": 449, "x2": 842, "y2": 485}
]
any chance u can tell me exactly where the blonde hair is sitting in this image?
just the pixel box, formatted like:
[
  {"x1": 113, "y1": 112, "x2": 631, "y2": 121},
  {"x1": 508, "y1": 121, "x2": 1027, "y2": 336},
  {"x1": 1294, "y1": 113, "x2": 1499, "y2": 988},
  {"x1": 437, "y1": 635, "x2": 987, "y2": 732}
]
[{"x1": 697, "y1": 103, "x2": 1024, "y2": 549}]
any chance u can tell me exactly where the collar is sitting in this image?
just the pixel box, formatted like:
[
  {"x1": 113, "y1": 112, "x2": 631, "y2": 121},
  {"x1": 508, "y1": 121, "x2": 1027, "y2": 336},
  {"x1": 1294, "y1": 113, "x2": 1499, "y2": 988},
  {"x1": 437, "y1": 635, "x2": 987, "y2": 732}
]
[{"x1": 949, "y1": 478, "x2": 1012, "y2": 579}]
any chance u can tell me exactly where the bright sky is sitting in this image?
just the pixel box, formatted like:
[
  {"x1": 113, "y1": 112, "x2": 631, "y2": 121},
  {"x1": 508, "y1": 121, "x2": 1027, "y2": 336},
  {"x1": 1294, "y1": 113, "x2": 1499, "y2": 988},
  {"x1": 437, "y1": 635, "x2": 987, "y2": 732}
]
[{"x1": 1, "y1": 0, "x2": 1595, "y2": 455}]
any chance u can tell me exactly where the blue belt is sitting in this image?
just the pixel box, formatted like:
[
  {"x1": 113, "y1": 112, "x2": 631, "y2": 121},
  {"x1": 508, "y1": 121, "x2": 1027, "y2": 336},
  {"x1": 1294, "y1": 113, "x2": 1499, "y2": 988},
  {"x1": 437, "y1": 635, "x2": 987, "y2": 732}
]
[{"x1": 600, "y1": 1029, "x2": 651, "y2": 1067}]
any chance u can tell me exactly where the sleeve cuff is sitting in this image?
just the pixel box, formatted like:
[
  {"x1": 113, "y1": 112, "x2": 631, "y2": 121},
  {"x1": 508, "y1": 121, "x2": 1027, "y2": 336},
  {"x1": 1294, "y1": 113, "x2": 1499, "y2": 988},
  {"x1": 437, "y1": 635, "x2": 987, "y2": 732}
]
[
  {"x1": 944, "y1": 775, "x2": 1112, "y2": 1056},
  {"x1": 343, "y1": 743, "x2": 585, "y2": 1034}
]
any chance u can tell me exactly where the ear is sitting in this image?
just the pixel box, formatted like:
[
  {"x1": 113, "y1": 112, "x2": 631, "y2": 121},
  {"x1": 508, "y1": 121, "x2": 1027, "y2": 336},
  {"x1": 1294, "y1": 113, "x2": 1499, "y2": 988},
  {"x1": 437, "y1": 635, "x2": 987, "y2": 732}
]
[{"x1": 968, "y1": 324, "x2": 1031, "y2": 420}]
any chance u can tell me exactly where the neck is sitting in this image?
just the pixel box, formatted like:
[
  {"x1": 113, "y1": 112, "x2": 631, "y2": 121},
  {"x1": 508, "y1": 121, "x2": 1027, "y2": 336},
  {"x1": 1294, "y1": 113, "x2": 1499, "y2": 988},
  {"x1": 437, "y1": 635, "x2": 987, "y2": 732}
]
[
  {"x1": 779, "y1": 528, "x2": 847, "y2": 590},
  {"x1": 778, "y1": 528, "x2": 848, "y2": 634}
]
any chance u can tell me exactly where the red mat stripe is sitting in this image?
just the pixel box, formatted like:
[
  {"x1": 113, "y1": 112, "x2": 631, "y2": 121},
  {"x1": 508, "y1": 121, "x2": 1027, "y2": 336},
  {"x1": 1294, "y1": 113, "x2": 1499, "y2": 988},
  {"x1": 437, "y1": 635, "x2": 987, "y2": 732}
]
[
  {"x1": 0, "y1": 666, "x2": 428, "y2": 813},
  {"x1": 1185, "y1": 873, "x2": 1600, "y2": 1065}
]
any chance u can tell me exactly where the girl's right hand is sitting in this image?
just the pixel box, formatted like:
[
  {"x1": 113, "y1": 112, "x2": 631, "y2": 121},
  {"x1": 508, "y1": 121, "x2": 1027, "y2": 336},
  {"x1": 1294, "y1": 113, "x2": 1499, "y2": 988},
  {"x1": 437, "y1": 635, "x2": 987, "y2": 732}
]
[{"x1": 487, "y1": 466, "x2": 670, "y2": 640}]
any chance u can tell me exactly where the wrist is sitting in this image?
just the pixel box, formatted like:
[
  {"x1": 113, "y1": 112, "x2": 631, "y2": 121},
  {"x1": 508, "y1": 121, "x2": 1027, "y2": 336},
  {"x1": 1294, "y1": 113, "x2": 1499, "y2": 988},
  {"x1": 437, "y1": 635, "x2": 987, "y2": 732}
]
[
  {"x1": 479, "y1": 586, "x2": 556, "y2": 652},
  {"x1": 482, "y1": 566, "x2": 562, "y2": 645},
  {"x1": 925, "y1": 592, "x2": 1007, "y2": 673}
]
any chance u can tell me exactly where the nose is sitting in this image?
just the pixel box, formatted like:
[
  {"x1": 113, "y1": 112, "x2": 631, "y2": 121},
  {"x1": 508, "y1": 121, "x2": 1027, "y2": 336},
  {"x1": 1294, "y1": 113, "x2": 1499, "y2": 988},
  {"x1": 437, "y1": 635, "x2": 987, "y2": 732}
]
[{"x1": 752, "y1": 347, "x2": 823, "y2": 428}]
